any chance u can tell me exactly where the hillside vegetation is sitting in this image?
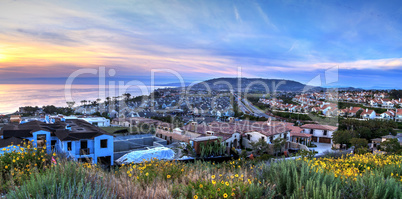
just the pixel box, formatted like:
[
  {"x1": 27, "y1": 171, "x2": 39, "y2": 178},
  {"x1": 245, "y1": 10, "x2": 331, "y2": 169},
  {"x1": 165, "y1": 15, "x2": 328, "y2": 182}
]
[
  {"x1": 191, "y1": 78, "x2": 321, "y2": 92},
  {"x1": 1, "y1": 143, "x2": 402, "y2": 198}
]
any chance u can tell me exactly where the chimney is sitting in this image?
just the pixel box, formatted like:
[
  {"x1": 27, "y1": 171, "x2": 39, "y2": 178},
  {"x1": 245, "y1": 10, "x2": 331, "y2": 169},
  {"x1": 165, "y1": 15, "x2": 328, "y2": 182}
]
[
  {"x1": 366, "y1": 108, "x2": 368, "y2": 112},
  {"x1": 267, "y1": 118, "x2": 272, "y2": 126},
  {"x1": 191, "y1": 122, "x2": 196, "y2": 132}
]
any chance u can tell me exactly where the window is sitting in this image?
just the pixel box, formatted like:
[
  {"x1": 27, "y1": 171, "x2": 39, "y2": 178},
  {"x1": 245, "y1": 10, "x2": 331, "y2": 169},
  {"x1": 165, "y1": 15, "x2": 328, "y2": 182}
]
[
  {"x1": 37, "y1": 134, "x2": 46, "y2": 148},
  {"x1": 100, "y1": 139, "x2": 108, "y2": 148},
  {"x1": 81, "y1": 140, "x2": 88, "y2": 149},
  {"x1": 323, "y1": 130, "x2": 328, "y2": 136},
  {"x1": 310, "y1": 129, "x2": 314, "y2": 134},
  {"x1": 51, "y1": 140, "x2": 57, "y2": 150},
  {"x1": 67, "y1": 142, "x2": 72, "y2": 151},
  {"x1": 247, "y1": 134, "x2": 251, "y2": 140}
]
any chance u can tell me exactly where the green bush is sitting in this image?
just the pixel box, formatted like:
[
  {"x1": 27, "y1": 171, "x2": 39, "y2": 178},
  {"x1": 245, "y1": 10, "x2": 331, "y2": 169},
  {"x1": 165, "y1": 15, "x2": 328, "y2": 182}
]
[{"x1": 257, "y1": 154, "x2": 273, "y2": 161}]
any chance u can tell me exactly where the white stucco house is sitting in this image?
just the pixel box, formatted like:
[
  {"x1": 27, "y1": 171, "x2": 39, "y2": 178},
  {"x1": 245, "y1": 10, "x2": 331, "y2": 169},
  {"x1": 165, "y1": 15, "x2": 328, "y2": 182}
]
[
  {"x1": 79, "y1": 117, "x2": 110, "y2": 127},
  {"x1": 242, "y1": 125, "x2": 290, "y2": 148},
  {"x1": 361, "y1": 109, "x2": 376, "y2": 120},
  {"x1": 300, "y1": 124, "x2": 337, "y2": 144},
  {"x1": 396, "y1": 109, "x2": 402, "y2": 122},
  {"x1": 378, "y1": 110, "x2": 395, "y2": 120}
]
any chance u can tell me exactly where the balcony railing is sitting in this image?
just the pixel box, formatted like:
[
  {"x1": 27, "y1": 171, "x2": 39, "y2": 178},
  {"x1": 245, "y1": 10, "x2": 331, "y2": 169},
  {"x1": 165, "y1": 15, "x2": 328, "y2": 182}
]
[{"x1": 79, "y1": 148, "x2": 91, "y2": 155}]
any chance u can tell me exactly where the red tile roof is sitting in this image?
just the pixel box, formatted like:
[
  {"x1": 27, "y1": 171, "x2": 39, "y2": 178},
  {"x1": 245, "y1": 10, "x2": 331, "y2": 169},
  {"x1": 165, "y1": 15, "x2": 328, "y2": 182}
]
[
  {"x1": 362, "y1": 109, "x2": 374, "y2": 115},
  {"x1": 285, "y1": 123, "x2": 303, "y2": 133},
  {"x1": 156, "y1": 129, "x2": 191, "y2": 142},
  {"x1": 300, "y1": 124, "x2": 338, "y2": 131}
]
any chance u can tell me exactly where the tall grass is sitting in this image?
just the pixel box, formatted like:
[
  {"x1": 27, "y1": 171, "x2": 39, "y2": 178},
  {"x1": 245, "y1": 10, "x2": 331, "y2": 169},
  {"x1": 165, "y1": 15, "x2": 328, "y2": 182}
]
[
  {"x1": 2, "y1": 149, "x2": 402, "y2": 198},
  {"x1": 256, "y1": 158, "x2": 402, "y2": 199},
  {"x1": 257, "y1": 160, "x2": 341, "y2": 199},
  {"x1": 7, "y1": 160, "x2": 113, "y2": 199}
]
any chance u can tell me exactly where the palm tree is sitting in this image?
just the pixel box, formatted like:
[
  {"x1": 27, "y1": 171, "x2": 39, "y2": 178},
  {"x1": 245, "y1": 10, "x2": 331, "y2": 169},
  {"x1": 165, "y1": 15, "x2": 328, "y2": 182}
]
[
  {"x1": 105, "y1": 97, "x2": 111, "y2": 105},
  {"x1": 92, "y1": 101, "x2": 99, "y2": 112},
  {"x1": 66, "y1": 101, "x2": 75, "y2": 108}
]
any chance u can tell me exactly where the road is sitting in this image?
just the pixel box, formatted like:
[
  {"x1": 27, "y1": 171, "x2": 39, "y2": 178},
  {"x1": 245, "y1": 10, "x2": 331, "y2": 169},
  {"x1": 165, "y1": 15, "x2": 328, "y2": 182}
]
[
  {"x1": 242, "y1": 98, "x2": 271, "y2": 118},
  {"x1": 234, "y1": 94, "x2": 252, "y2": 114},
  {"x1": 234, "y1": 94, "x2": 271, "y2": 119}
]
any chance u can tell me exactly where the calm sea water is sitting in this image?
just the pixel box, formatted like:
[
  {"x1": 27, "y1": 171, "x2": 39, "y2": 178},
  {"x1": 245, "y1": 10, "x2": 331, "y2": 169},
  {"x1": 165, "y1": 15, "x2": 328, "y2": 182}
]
[{"x1": 0, "y1": 84, "x2": 167, "y2": 114}]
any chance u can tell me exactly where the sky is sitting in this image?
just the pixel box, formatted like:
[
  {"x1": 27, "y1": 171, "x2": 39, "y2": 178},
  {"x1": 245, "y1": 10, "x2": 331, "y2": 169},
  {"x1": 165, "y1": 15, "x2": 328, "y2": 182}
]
[{"x1": 1, "y1": 0, "x2": 402, "y2": 88}]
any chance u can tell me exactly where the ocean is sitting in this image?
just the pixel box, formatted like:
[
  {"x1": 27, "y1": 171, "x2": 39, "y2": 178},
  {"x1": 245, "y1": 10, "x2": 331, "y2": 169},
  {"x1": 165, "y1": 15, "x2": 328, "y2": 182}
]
[{"x1": 0, "y1": 84, "x2": 168, "y2": 114}]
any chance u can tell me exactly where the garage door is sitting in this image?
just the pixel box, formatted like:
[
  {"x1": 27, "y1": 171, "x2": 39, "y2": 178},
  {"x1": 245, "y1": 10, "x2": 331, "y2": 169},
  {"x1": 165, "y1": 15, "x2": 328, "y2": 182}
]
[
  {"x1": 312, "y1": 136, "x2": 318, "y2": 142},
  {"x1": 319, "y1": 137, "x2": 331, "y2": 143}
]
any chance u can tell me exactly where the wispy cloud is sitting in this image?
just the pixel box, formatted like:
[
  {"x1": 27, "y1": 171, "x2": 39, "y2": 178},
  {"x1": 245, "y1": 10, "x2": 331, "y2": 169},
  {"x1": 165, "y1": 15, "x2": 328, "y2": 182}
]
[
  {"x1": 233, "y1": 6, "x2": 241, "y2": 23},
  {"x1": 253, "y1": 2, "x2": 278, "y2": 31},
  {"x1": 0, "y1": 0, "x2": 401, "y2": 88}
]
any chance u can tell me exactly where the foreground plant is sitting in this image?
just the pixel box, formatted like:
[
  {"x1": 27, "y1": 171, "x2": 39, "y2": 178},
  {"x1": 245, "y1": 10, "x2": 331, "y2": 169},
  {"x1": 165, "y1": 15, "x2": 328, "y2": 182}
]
[
  {"x1": 0, "y1": 141, "x2": 51, "y2": 192},
  {"x1": 7, "y1": 160, "x2": 113, "y2": 199}
]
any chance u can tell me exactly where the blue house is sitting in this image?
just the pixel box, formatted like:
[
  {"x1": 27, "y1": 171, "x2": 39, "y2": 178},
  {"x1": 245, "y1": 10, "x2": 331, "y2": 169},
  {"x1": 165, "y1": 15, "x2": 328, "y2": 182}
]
[{"x1": 0, "y1": 119, "x2": 114, "y2": 165}]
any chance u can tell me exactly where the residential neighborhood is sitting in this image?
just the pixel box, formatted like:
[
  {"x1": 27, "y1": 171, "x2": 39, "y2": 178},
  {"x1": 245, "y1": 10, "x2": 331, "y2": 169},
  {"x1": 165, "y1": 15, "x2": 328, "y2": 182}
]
[{"x1": 257, "y1": 90, "x2": 402, "y2": 121}]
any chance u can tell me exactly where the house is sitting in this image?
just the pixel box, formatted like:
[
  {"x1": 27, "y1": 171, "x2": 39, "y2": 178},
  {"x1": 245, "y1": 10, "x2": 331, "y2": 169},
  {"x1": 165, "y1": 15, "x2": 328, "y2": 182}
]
[
  {"x1": 155, "y1": 128, "x2": 193, "y2": 144},
  {"x1": 0, "y1": 120, "x2": 114, "y2": 165},
  {"x1": 9, "y1": 115, "x2": 21, "y2": 123},
  {"x1": 78, "y1": 117, "x2": 110, "y2": 127},
  {"x1": 180, "y1": 121, "x2": 241, "y2": 148},
  {"x1": 346, "y1": 107, "x2": 363, "y2": 117},
  {"x1": 191, "y1": 136, "x2": 221, "y2": 155},
  {"x1": 112, "y1": 118, "x2": 131, "y2": 127},
  {"x1": 381, "y1": 99, "x2": 394, "y2": 108},
  {"x1": 370, "y1": 99, "x2": 381, "y2": 107},
  {"x1": 371, "y1": 134, "x2": 402, "y2": 150},
  {"x1": 300, "y1": 124, "x2": 338, "y2": 144},
  {"x1": 396, "y1": 109, "x2": 402, "y2": 122},
  {"x1": 286, "y1": 124, "x2": 312, "y2": 145},
  {"x1": 361, "y1": 109, "x2": 376, "y2": 120},
  {"x1": 339, "y1": 109, "x2": 349, "y2": 117},
  {"x1": 379, "y1": 110, "x2": 395, "y2": 120},
  {"x1": 243, "y1": 121, "x2": 290, "y2": 148},
  {"x1": 320, "y1": 104, "x2": 333, "y2": 115},
  {"x1": 328, "y1": 108, "x2": 340, "y2": 117}
]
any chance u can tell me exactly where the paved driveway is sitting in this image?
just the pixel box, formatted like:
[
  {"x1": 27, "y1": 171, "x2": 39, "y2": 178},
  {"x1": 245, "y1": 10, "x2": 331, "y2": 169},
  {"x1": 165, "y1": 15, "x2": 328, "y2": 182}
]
[{"x1": 308, "y1": 142, "x2": 334, "y2": 155}]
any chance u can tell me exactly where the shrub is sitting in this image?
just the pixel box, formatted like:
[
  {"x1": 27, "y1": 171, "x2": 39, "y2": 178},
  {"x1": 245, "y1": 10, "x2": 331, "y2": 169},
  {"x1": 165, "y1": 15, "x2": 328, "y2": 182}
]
[
  {"x1": 256, "y1": 154, "x2": 273, "y2": 161},
  {"x1": 0, "y1": 142, "x2": 51, "y2": 192},
  {"x1": 6, "y1": 160, "x2": 113, "y2": 199},
  {"x1": 257, "y1": 159, "x2": 341, "y2": 198}
]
